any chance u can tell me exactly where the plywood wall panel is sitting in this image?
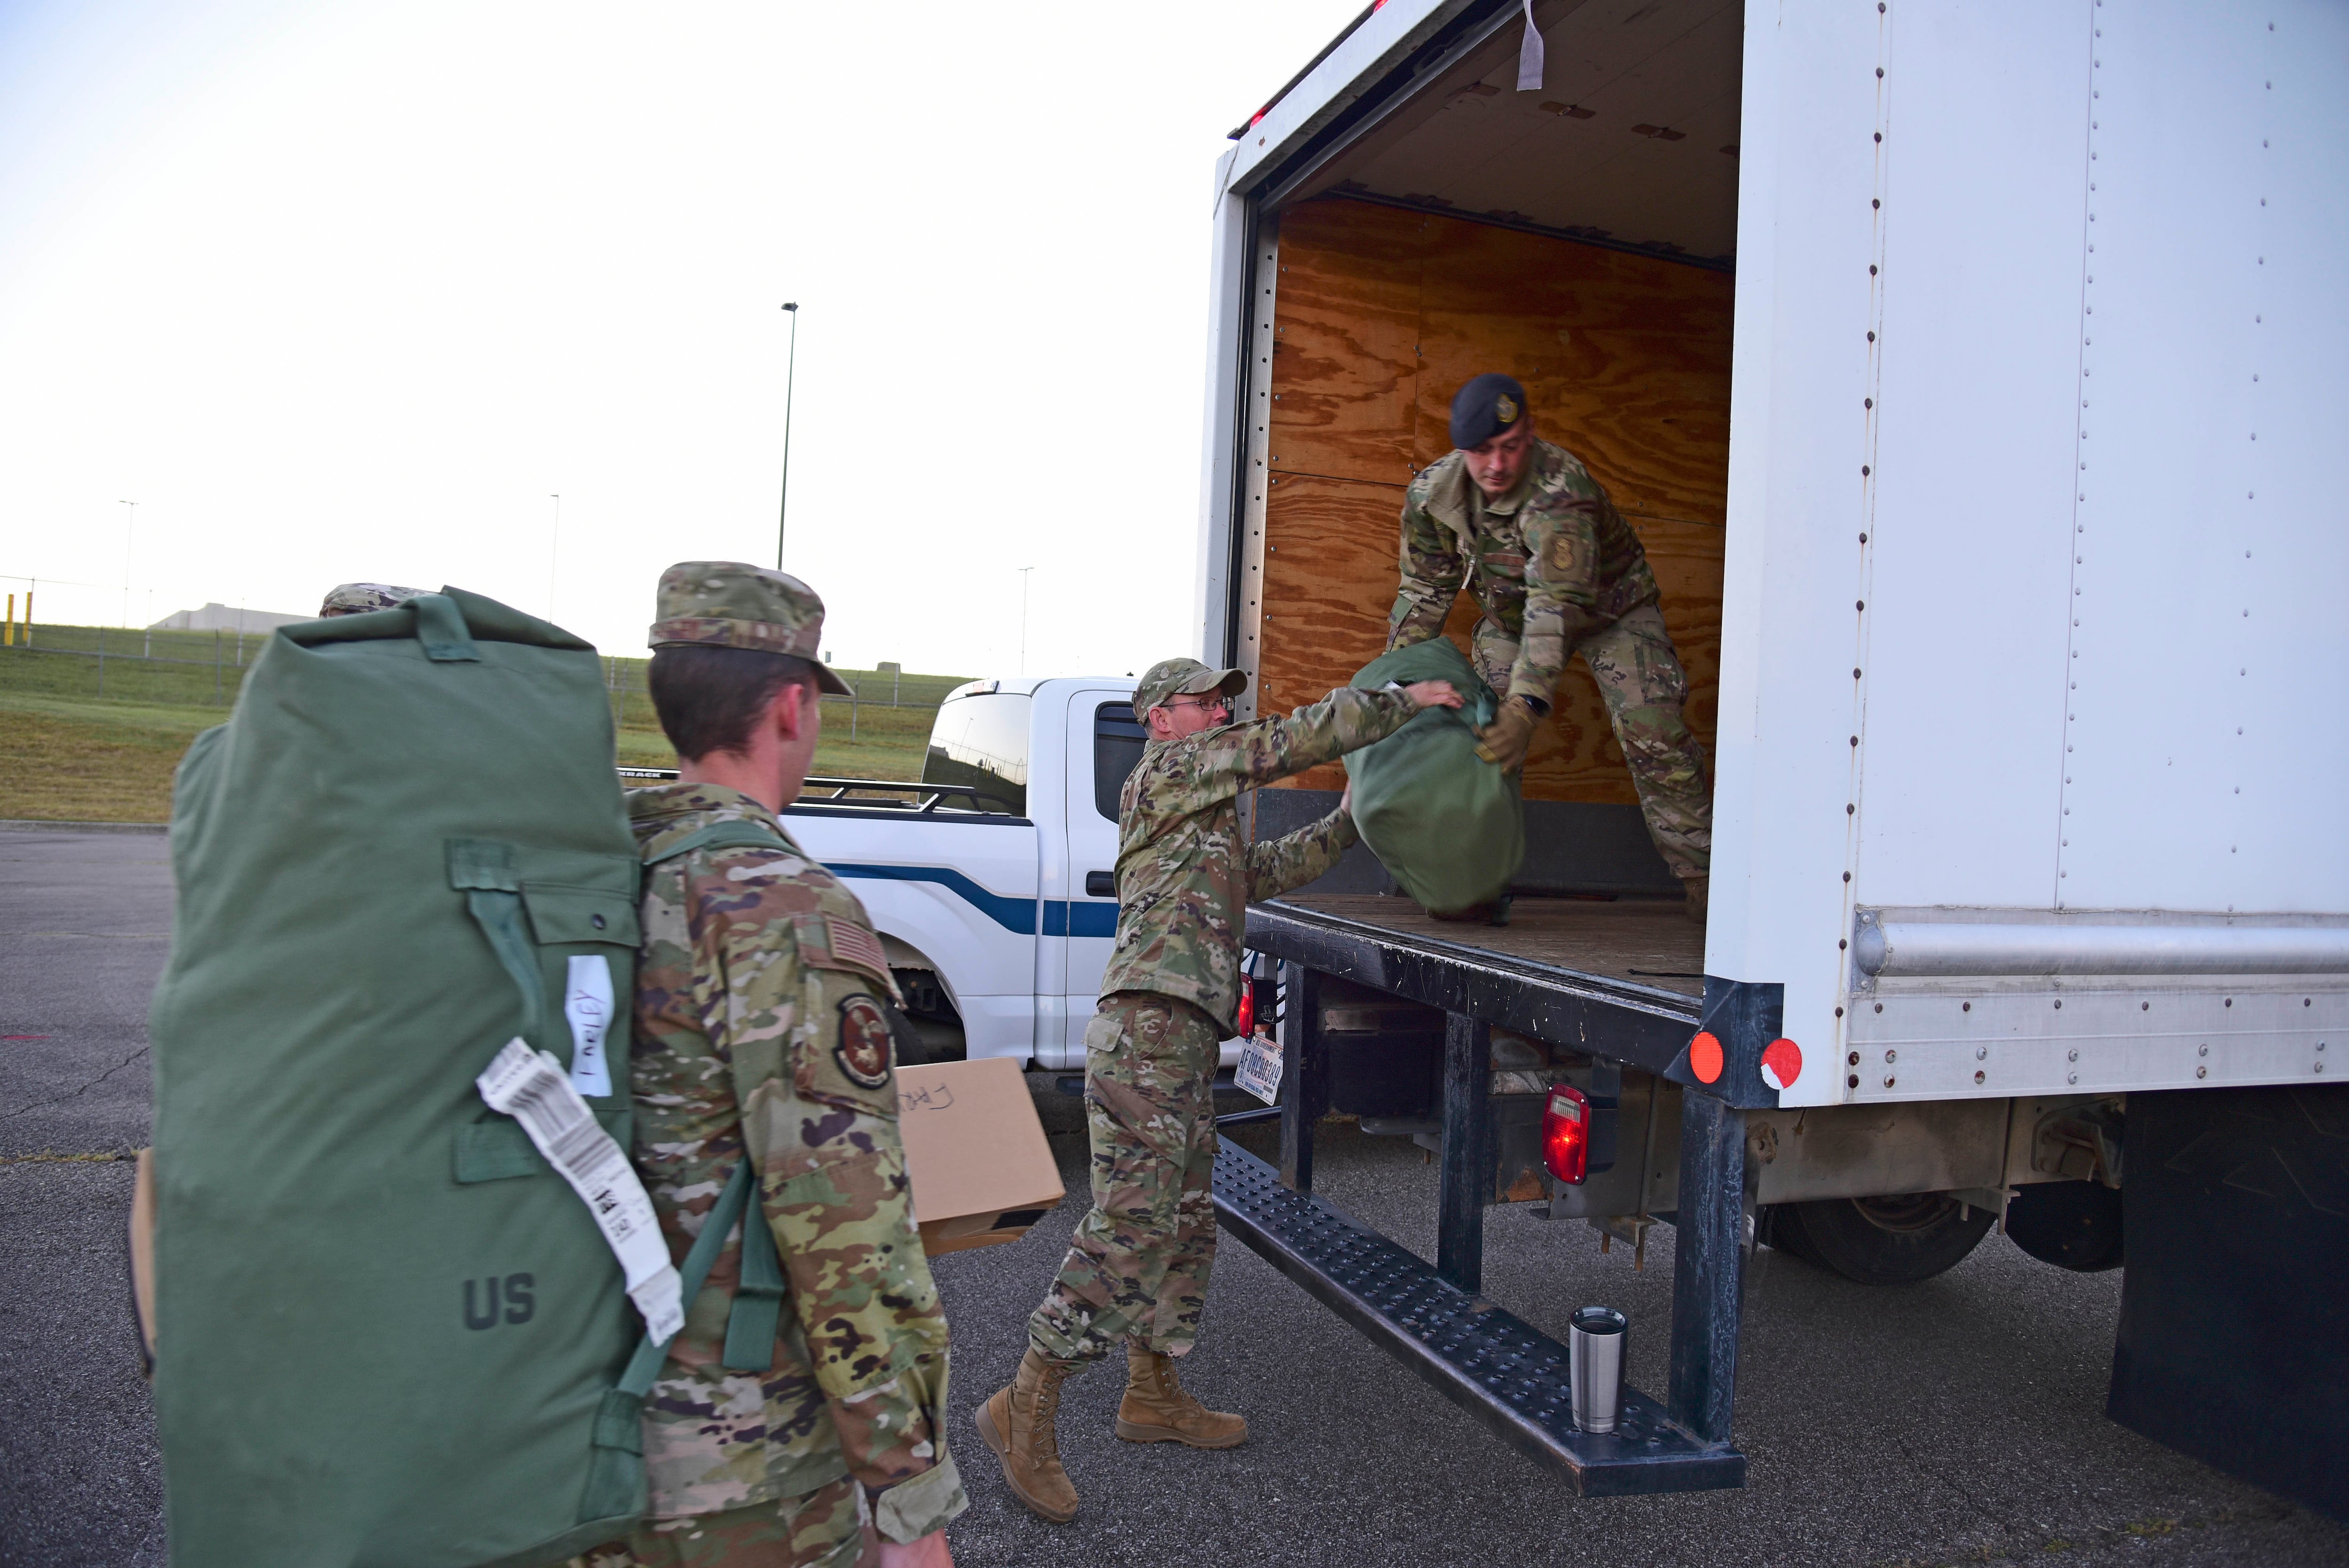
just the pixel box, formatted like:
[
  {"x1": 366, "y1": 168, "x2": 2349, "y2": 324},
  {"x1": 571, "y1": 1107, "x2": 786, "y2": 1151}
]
[
  {"x1": 1408, "y1": 214, "x2": 1735, "y2": 524},
  {"x1": 1256, "y1": 197, "x2": 1731, "y2": 807},
  {"x1": 1258, "y1": 473, "x2": 1402, "y2": 792},
  {"x1": 1266, "y1": 201, "x2": 1428, "y2": 486}
]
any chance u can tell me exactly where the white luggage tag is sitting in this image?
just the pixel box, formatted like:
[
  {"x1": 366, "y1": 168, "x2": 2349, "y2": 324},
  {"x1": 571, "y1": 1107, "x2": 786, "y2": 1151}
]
[{"x1": 477, "y1": 1038, "x2": 683, "y2": 1342}]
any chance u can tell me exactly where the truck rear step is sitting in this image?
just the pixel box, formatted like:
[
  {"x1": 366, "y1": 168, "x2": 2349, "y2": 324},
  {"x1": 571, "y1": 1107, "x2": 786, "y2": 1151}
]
[{"x1": 1212, "y1": 1137, "x2": 1744, "y2": 1495}]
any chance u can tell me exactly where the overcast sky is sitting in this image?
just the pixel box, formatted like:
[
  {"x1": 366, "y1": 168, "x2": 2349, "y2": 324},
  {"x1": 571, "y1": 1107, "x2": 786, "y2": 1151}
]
[{"x1": 0, "y1": 0, "x2": 1361, "y2": 676}]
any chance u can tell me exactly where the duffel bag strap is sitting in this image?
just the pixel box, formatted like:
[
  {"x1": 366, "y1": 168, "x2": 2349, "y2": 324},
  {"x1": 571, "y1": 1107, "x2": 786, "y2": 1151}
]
[
  {"x1": 579, "y1": 1157, "x2": 759, "y2": 1523},
  {"x1": 642, "y1": 818, "x2": 790, "y2": 866},
  {"x1": 643, "y1": 816, "x2": 796, "y2": 1372},
  {"x1": 721, "y1": 1181, "x2": 786, "y2": 1372},
  {"x1": 446, "y1": 839, "x2": 545, "y2": 1048},
  {"x1": 408, "y1": 591, "x2": 482, "y2": 662}
]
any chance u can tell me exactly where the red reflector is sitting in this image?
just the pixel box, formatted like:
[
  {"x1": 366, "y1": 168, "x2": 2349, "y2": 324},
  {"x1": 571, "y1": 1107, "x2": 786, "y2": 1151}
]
[
  {"x1": 1689, "y1": 1030, "x2": 1724, "y2": 1084},
  {"x1": 1237, "y1": 985, "x2": 1254, "y2": 1039},
  {"x1": 1543, "y1": 1085, "x2": 1590, "y2": 1184}
]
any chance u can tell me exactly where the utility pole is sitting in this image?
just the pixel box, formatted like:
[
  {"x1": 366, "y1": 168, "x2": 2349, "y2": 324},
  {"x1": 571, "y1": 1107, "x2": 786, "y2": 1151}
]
[
  {"x1": 118, "y1": 501, "x2": 136, "y2": 627},
  {"x1": 1017, "y1": 566, "x2": 1035, "y2": 677},
  {"x1": 776, "y1": 302, "x2": 799, "y2": 570},
  {"x1": 548, "y1": 494, "x2": 561, "y2": 622}
]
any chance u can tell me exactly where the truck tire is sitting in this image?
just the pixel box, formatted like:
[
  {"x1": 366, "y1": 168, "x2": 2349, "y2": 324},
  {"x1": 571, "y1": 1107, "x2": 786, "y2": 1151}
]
[
  {"x1": 887, "y1": 967, "x2": 967, "y2": 1065},
  {"x1": 1762, "y1": 1193, "x2": 1995, "y2": 1286},
  {"x1": 2002, "y1": 1179, "x2": 2124, "y2": 1273}
]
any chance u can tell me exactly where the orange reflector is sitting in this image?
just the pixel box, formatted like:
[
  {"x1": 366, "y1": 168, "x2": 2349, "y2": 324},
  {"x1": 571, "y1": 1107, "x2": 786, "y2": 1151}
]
[
  {"x1": 1689, "y1": 1031, "x2": 1724, "y2": 1084},
  {"x1": 1542, "y1": 1085, "x2": 1590, "y2": 1184}
]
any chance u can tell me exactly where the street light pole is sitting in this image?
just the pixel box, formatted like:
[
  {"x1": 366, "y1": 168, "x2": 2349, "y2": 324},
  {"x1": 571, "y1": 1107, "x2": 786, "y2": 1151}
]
[
  {"x1": 776, "y1": 302, "x2": 799, "y2": 570},
  {"x1": 118, "y1": 500, "x2": 136, "y2": 627}
]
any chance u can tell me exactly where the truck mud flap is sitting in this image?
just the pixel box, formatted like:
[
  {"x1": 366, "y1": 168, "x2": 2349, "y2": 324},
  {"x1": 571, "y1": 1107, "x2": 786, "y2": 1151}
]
[
  {"x1": 1212, "y1": 1136, "x2": 1744, "y2": 1495},
  {"x1": 2107, "y1": 1084, "x2": 2349, "y2": 1522}
]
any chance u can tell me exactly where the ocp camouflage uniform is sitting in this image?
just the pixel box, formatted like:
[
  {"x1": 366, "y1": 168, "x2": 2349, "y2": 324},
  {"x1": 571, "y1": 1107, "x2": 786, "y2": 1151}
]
[
  {"x1": 590, "y1": 781, "x2": 965, "y2": 1568},
  {"x1": 1389, "y1": 437, "x2": 1711, "y2": 877},
  {"x1": 1028, "y1": 683, "x2": 1418, "y2": 1362},
  {"x1": 316, "y1": 582, "x2": 422, "y2": 617}
]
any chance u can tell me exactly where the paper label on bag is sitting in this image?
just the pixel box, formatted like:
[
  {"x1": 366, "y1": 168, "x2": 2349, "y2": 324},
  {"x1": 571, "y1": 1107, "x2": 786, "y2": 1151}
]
[
  {"x1": 477, "y1": 1038, "x2": 683, "y2": 1342},
  {"x1": 1235, "y1": 1030, "x2": 1284, "y2": 1106},
  {"x1": 563, "y1": 954, "x2": 615, "y2": 1098}
]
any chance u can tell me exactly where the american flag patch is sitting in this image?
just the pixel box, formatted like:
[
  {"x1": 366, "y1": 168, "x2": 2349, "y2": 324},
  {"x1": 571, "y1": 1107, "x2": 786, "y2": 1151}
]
[{"x1": 825, "y1": 916, "x2": 892, "y2": 981}]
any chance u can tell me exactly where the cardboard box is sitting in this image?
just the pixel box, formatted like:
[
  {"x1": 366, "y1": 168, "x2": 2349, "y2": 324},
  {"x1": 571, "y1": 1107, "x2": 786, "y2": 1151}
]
[{"x1": 895, "y1": 1056, "x2": 1065, "y2": 1256}]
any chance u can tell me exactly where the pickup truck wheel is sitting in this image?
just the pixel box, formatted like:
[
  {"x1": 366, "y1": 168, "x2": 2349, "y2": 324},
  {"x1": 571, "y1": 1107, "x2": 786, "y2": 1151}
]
[
  {"x1": 2002, "y1": 1179, "x2": 2124, "y2": 1273},
  {"x1": 886, "y1": 967, "x2": 967, "y2": 1065},
  {"x1": 1762, "y1": 1193, "x2": 1995, "y2": 1286}
]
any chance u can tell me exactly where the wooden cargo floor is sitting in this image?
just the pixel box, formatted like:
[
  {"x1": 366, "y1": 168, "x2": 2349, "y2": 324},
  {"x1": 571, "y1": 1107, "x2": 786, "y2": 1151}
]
[{"x1": 1271, "y1": 894, "x2": 1707, "y2": 1000}]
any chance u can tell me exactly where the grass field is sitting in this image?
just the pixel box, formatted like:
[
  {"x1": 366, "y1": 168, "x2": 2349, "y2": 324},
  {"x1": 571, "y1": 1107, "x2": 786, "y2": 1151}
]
[{"x1": 0, "y1": 622, "x2": 971, "y2": 823}]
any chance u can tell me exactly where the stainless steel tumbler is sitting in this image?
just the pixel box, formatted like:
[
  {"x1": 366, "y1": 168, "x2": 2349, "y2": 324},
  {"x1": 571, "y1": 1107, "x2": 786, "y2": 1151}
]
[{"x1": 1569, "y1": 1305, "x2": 1628, "y2": 1433}]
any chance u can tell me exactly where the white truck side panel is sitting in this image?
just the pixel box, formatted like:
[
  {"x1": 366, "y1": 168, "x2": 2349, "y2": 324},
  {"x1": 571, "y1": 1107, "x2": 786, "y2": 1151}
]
[
  {"x1": 1710, "y1": 3, "x2": 1885, "y2": 1105},
  {"x1": 1859, "y1": 2, "x2": 2087, "y2": 911},
  {"x1": 2059, "y1": 0, "x2": 2349, "y2": 915},
  {"x1": 1195, "y1": 153, "x2": 1251, "y2": 666}
]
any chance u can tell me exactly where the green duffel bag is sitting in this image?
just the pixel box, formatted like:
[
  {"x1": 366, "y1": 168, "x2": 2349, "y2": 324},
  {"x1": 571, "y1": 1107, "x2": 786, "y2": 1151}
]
[
  {"x1": 1343, "y1": 637, "x2": 1525, "y2": 915},
  {"x1": 149, "y1": 590, "x2": 680, "y2": 1568}
]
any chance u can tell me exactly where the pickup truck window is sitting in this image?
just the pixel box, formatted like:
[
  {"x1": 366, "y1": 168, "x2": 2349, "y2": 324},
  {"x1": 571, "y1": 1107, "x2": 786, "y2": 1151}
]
[
  {"x1": 1093, "y1": 704, "x2": 1147, "y2": 822},
  {"x1": 923, "y1": 691, "x2": 1030, "y2": 815}
]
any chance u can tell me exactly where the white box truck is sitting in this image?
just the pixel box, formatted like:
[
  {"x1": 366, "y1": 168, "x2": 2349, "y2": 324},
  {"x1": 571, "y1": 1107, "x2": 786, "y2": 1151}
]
[{"x1": 1185, "y1": 0, "x2": 2349, "y2": 1510}]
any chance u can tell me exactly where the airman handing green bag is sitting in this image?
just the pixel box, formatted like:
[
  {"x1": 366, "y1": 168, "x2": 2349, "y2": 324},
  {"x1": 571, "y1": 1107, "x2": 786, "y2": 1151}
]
[
  {"x1": 1343, "y1": 638, "x2": 1526, "y2": 915},
  {"x1": 148, "y1": 589, "x2": 684, "y2": 1568}
]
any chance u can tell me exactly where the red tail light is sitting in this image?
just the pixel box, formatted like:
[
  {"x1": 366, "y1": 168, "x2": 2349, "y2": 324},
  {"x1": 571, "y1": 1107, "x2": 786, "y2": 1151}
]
[
  {"x1": 1236, "y1": 983, "x2": 1255, "y2": 1039},
  {"x1": 1543, "y1": 1085, "x2": 1590, "y2": 1184}
]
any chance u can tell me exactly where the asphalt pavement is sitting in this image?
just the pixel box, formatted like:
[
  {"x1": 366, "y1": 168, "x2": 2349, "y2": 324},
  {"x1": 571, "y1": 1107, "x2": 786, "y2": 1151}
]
[{"x1": 4, "y1": 824, "x2": 2345, "y2": 1568}]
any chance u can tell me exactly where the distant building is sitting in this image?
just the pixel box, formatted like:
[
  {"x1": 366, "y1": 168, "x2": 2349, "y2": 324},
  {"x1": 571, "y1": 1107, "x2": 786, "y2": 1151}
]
[{"x1": 150, "y1": 603, "x2": 309, "y2": 633}]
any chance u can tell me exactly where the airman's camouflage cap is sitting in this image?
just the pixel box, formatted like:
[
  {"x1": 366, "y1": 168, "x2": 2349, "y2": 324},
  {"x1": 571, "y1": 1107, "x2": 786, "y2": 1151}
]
[
  {"x1": 649, "y1": 561, "x2": 854, "y2": 696},
  {"x1": 1449, "y1": 372, "x2": 1528, "y2": 451},
  {"x1": 318, "y1": 582, "x2": 424, "y2": 618},
  {"x1": 1132, "y1": 657, "x2": 1247, "y2": 723}
]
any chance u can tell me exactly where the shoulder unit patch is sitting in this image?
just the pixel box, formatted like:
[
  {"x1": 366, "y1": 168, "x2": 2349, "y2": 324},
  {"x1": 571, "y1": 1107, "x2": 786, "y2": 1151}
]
[{"x1": 834, "y1": 994, "x2": 894, "y2": 1089}]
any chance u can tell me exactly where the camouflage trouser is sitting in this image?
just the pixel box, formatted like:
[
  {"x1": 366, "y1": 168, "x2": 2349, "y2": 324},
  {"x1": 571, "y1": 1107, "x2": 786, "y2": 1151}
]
[
  {"x1": 1027, "y1": 992, "x2": 1222, "y2": 1364},
  {"x1": 1473, "y1": 602, "x2": 1712, "y2": 878},
  {"x1": 570, "y1": 1478, "x2": 875, "y2": 1568}
]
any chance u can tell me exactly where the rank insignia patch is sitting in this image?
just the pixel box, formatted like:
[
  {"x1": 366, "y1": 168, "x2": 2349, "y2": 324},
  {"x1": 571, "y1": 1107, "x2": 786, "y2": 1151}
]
[
  {"x1": 834, "y1": 994, "x2": 894, "y2": 1088},
  {"x1": 1549, "y1": 535, "x2": 1580, "y2": 573}
]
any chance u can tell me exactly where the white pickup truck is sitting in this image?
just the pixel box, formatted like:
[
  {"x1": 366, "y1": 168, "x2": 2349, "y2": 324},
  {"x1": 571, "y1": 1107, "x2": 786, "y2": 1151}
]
[{"x1": 754, "y1": 675, "x2": 1199, "y2": 1074}]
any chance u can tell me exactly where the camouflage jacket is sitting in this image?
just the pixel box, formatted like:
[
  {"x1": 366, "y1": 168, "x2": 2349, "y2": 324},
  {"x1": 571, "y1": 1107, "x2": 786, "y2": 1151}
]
[
  {"x1": 627, "y1": 783, "x2": 964, "y2": 1543},
  {"x1": 1098, "y1": 688, "x2": 1418, "y2": 1032},
  {"x1": 1388, "y1": 438, "x2": 1659, "y2": 705}
]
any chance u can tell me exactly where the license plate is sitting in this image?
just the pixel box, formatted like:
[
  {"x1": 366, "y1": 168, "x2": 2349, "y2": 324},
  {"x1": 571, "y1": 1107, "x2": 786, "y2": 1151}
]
[{"x1": 1235, "y1": 1031, "x2": 1284, "y2": 1106}]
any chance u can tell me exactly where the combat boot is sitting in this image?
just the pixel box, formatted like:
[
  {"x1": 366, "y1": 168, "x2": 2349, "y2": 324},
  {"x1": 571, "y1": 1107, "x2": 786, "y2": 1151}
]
[
  {"x1": 1114, "y1": 1343, "x2": 1248, "y2": 1449},
  {"x1": 975, "y1": 1348, "x2": 1081, "y2": 1523},
  {"x1": 1680, "y1": 874, "x2": 1709, "y2": 924}
]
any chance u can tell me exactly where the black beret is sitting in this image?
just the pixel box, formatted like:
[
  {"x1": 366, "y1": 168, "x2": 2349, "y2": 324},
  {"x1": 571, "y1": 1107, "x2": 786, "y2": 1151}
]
[{"x1": 1449, "y1": 373, "x2": 1529, "y2": 450}]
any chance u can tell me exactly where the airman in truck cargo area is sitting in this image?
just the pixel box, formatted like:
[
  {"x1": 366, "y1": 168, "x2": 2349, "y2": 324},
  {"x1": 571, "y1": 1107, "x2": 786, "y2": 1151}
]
[
  {"x1": 580, "y1": 563, "x2": 962, "y2": 1568},
  {"x1": 979, "y1": 657, "x2": 1462, "y2": 1523},
  {"x1": 1389, "y1": 373, "x2": 1714, "y2": 917}
]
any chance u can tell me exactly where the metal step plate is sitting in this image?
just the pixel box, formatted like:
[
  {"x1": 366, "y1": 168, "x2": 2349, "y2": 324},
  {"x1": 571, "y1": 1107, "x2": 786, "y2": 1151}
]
[{"x1": 1213, "y1": 1137, "x2": 1745, "y2": 1495}]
